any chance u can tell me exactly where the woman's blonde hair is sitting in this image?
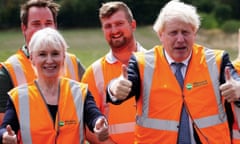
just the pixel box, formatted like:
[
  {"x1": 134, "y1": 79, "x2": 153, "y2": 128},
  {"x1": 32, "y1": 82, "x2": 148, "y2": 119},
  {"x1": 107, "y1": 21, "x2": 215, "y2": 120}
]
[{"x1": 29, "y1": 27, "x2": 68, "y2": 55}]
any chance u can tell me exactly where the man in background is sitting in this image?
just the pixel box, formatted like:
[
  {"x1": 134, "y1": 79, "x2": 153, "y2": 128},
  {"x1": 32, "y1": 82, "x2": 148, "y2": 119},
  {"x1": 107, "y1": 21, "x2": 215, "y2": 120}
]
[{"x1": 0, "y1": 0, "x2": 85, "y2": 124}]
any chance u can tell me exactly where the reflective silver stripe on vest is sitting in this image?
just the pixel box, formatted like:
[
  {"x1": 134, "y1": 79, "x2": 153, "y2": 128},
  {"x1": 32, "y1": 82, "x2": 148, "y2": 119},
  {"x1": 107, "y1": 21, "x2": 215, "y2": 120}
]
[
  {"x1": 233, "y1": 129, "x2": 240, "y2": 139},
  {"x1": 17, "y1": 80, "x2": 84, "y2": 143},
  {"x1": 5, "y1": 55, "x2": 27, "y2": 86},
  {"x1": 137, "y1": 116, "x2": 179, "y2": 131},
  {"x1": 18, "y1": 84, "x2": 32, "y2": 144},
  {"x1": 108, "y1": 122, "x2": 135, "y2": 135},
  {"x1": 65, "y1": 54, "x2": 76, "y2": 80},
  {"x1": 201, "y1": 48, "x2": 226, "y2": 123},
  {"x1": 141, "y1": 49, "x2": 155, "y2": 117},
  {"x1": 92, "y1": 59, "x2": 108, "y2": 117},
  {"x1": 136, "y1": 48, "x2": 226, "y2": 131},
  {"x1": 69, "y1": 79, "x2": 84, "y2": 143}
]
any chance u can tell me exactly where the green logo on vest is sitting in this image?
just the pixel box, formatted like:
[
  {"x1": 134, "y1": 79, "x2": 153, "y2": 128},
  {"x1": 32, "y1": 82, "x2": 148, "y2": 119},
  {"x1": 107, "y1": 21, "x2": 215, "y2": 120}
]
[
  {"x1": 186, "y1": 83, "x2": 192, "y2": 90},
  {"x1": 59, "y1": 121, "x2": 64, "y2": 126}
]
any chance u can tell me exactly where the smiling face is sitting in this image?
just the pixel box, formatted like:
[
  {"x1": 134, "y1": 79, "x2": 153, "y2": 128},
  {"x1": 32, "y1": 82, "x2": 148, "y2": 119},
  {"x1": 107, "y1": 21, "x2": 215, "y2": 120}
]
[
  {"x1": 101, "y1": 10, "x2": 136, "y2": 50},
  {"x1": 31, "y1": 45, "x2": 65, "y2": 80},
  {"x1": 159, "y1": 19, "x2": 196, "y2": 62},
  {"x1": 21, "y1": 6, "x2": 56, "y2": 47}
]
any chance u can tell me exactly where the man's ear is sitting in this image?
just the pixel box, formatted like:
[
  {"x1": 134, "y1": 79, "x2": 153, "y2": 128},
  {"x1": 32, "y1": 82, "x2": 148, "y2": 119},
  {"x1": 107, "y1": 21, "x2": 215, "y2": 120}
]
[
  {"x1": 21, "y1": 23, "x2": 26, "y2": 36},
  {"x1": 131, "y1": 19, "x2": 137, "y2": 31},
  {"x1": 21, "y1": 23, "x2": 27, "y2": 44}
]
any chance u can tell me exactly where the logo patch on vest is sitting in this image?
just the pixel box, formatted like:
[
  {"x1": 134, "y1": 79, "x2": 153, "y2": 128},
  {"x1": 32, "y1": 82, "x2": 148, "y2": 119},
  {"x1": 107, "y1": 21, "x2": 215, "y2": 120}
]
[
  {"x1": 186, "y1": 80, "x2": 208, "y2": 90},
  {"x1": 59, "y1": 120, "x2": 77, "y2": 126}
]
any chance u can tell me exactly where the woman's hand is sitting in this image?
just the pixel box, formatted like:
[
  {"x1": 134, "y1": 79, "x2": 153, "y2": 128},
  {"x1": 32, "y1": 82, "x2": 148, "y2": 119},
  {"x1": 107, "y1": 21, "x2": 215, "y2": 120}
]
[
  {"x1": 94, "y1": 117, "x2": 109, "y2": 141},
  {"x1": 2, "y1": 125, "x2": 17, "y2": 144}
]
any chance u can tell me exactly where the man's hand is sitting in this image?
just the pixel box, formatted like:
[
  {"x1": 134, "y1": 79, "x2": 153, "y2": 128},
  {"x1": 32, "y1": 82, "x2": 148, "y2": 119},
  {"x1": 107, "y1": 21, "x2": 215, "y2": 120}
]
[
  {"x1": 110, "y1": 64, "x2": 132, "y2": 100},
  {"x1": 220, "y1": 67, "x2": 240, "y2": 102}
]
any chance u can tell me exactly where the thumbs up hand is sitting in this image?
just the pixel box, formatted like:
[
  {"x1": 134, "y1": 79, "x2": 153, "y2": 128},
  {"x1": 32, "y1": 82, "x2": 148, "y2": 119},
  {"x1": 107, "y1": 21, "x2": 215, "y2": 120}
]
[
  {"x1": 220, "y1": 67, "x2": 240, "y2": 102},
  {"x1": 109, "y1": 64, "x2": 132, "y2": 100},
  {"x1": 2, "y1": 125, "x2": 17, "y2": 144}
]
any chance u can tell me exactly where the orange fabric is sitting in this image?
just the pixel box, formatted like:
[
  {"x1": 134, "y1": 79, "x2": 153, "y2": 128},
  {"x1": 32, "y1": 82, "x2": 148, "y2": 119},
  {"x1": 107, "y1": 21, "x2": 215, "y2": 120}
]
[
  {"x1": 2, "y1": 49, "x2": 36, "y2": 87},
  {"x1": 133, "y1": 44, "x2": 230, "y2": 143},
  {"x1": 82, "y1": 56, "x2": 136, "y2": 143},
  {"x1": 232, "y1": 139, "x2": 240, "y2": 144},
  {"x1": 233, "y1": 60, "x2": 240, "y2": 75},
  {"x1": 64, "y1": 53, "x2": 81, "y2": 81},
  {"x1": 9, "y1": 78, "x2": 86, "y2": 144}
]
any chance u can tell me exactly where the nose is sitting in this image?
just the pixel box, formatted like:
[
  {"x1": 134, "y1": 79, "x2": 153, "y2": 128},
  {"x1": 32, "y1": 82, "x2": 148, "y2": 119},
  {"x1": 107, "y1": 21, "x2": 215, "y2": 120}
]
[
  {"x1": 111, "y1": 25, "x2": 119, "y2": 34},
  {"x1": 176, "y1": 33, "x2": 184, "y2": 42},
  {"x1": 46, "y1": 55, "x2": 53, "y2": 63},
  {"x1": 35, "y1": 25, "x2": 47, "y2": 32}
]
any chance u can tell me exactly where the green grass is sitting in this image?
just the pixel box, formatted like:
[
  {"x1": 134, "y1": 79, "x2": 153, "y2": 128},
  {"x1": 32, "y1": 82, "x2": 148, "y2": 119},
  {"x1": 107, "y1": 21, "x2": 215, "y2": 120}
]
[
  {"x1": 0, "y1": 26, "x2": 160, "y2": 67},
  {"x1": 0, "y1": 26, "x2": 238, "y2": 67}
]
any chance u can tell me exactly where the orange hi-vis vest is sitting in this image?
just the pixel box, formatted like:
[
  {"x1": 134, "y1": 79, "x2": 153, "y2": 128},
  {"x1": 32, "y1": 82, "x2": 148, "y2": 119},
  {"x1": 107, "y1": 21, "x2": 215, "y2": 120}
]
[
  {"x1": 9, "y1": 78, "x2": 86, "y2": 144},
  {"x1": 231, "y1": 60, "x2": 240, "y2": 144},
  {"x1": 64, "y1": 52, "x2": 82, "y2": 81},
  {"x1": 2, "y1": 49, "x2": 36, "y2": 87},
  {"x1": 82, "y1": 57, "x2": 136, "y2": 143},
  {"x1": 1, "y1": 49, "x2": 81, "y2": 87},
  {"x1": 233, "y1": 60, "x2": 240, "y2": 75},
  {"x1": 133, "y1": 44, "x2": 231, "y2": 143},
  {"x1": 82, "y1": 43, "x2": 145, "y2": 143}
]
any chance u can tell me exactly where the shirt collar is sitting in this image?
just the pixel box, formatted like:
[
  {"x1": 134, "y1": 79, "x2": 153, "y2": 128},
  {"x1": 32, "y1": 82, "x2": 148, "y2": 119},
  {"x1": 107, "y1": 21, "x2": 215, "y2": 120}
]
[
  {"x1": 164, "y1": 48, "x2": 191, "y2": 66},
  {"x1": 21, "y1": 45, "x2": 29, "y2": 58},
  {"x1": 106, "y1": 41, "x2": 145, "y2": 64}
]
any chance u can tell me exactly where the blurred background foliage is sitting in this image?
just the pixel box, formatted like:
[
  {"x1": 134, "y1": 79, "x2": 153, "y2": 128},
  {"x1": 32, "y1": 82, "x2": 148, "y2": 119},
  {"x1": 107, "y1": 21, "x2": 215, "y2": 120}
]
[{"x1": 0, "y1": 0, "x2": 240, "y2": 32}]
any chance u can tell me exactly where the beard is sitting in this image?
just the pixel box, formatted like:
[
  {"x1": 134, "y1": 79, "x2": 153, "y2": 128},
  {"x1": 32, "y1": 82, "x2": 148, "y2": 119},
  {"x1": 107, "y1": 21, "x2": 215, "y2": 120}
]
[{"x1": 109, "y1": 36, "x2": 127, "y2": 49}]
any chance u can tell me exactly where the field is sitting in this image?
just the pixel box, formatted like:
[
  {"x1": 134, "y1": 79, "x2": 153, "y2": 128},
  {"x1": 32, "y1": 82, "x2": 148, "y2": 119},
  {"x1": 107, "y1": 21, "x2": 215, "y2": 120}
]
[{"x1": 0, "y1": 26, "x2": 239, "y2": 67}]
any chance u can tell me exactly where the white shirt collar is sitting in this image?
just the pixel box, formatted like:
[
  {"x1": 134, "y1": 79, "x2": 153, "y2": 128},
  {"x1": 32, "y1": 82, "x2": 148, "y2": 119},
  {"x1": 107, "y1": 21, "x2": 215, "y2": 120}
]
[
  {"x1": 106, "y1": 42, "x2": 146, "y2": 64},
  {"x1": 164, "y1": 49, "x2": 191, "y2": 66}
]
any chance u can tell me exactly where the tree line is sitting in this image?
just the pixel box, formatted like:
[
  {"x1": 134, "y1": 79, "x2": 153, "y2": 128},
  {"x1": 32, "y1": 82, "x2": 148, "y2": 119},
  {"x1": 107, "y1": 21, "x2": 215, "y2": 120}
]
[{"x1": 0, "y1": 0, "x2": 240, "y2": 31}]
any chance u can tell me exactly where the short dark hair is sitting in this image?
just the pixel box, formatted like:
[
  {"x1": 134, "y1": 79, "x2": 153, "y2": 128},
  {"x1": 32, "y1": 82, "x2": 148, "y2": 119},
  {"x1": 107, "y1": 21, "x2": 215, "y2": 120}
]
[
  {"x1": 20, "y1": 0, "x2": 60, "y2": 27},
  {"x1": 99, "y1": 1, "x2": 133, "y2": 22}
]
